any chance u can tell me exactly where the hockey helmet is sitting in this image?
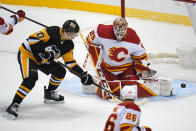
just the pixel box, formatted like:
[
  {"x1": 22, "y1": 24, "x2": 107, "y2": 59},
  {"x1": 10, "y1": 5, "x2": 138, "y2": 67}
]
[
  {"x1": 121, "y1": 85, "x2": 137, "y2": 100},
  {"x1": 113, "y1": 17, "x2": 128, "y2": 41},
  {"x1": 62, "y1": 20, "x2": 80, "y2": 33},
  {"x1": 62, "y1": 20, "x2": 80, "y2": 40}
]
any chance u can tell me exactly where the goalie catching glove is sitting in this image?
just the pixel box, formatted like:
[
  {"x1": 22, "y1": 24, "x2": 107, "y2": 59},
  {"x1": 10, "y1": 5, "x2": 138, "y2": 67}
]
[
  {"x1": 81, "y1": 72, "x2": 94, "y2": 85},
  {"x1": 138, "y1": 68, "x2": 157, "y2": 79}
]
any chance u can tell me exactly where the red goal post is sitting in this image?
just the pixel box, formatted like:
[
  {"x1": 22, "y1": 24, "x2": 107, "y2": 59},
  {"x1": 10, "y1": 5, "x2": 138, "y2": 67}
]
[{"x1": 121, "y1": 0, "x2": 125, "y2": 18}]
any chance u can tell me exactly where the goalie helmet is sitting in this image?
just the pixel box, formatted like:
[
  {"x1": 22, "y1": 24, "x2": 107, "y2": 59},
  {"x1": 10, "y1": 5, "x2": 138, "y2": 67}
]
[
  {"x1": 113, "y1": 17, "x2": 128, "y2": 41},
  {"x1": 62, "y1": 20, "x2": 80, "y2": 33},
  {"x1": 121, "y1": 85, "x2": 137, "y2": 100}
]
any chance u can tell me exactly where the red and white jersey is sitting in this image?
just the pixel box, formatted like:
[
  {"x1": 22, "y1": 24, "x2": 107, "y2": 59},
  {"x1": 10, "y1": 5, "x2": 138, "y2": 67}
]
[
  {"x1": 0, "y1": 17, "x2": 15, "y2": 35},
  {"x1": 104, "y1": 101, "x2": 141, "y2": 131},
  {"x1": 86, "y1": 24, "x2": 148, "y2": 75}
]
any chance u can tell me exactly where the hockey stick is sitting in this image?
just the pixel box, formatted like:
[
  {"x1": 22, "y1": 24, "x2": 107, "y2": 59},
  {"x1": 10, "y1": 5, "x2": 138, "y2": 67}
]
[
  {"x1": 57, "y1": 61, "x2": 122, "y2": 101},
  {"x1": 135, "y1": 98, "x2": 149, "y2": 106},
  {"x1": 0, "y1": 6, "x2": 48, "y2": 28}
]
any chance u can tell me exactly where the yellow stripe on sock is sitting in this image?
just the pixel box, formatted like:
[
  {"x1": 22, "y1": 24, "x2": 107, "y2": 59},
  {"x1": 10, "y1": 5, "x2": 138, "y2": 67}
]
[
  {"x1": 49, "y1": 80, "x2": 61, "y2": 86},
  {"x1": 20, "y1": 85, "x2": 30, "y2": 92},
  {"x1": 16, "y1": 91, "x2": 25, "y2": 98}
]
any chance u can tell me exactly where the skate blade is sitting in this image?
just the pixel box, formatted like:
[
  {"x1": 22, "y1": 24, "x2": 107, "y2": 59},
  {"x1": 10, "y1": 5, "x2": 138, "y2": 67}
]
[
  {"x1": 2, "y1": 112, "x2": 17, "y2": 120},
  {"x1": 44, "y1": 99, "x2": 65, "y2": 104}
]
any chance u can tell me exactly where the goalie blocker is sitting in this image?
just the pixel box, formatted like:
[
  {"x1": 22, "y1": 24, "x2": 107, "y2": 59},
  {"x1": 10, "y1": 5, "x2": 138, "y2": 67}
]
[{"x1": 82, "y1": 44, "x2": 176, "y2": 99}]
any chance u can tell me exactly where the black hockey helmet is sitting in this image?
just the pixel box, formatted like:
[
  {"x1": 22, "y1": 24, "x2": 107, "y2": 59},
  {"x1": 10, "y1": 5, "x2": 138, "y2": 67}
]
[{"x1": 62, "y1": 20, "x2": 80, "y2": 33}]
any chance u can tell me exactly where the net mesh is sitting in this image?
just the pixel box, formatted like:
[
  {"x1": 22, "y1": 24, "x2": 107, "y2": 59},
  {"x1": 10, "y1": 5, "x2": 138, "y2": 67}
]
[{"x1": 124, "y1": 7, "x2": 191, "y2": 26}]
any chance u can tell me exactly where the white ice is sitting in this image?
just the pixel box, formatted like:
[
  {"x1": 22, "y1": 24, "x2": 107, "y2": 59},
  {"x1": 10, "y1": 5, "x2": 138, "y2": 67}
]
[{"x1": 0, "y1": 4, "x2": 196, "y2": 131}]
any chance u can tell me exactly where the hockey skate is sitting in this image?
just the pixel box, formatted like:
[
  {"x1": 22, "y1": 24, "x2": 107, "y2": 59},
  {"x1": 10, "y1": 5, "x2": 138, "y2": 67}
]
[
  {"x1": 3, "y1": 103, "x2": 19, "y2": 120},
  {"x1": 44, "y1": 87, "x2": 64, "y2": 104}
]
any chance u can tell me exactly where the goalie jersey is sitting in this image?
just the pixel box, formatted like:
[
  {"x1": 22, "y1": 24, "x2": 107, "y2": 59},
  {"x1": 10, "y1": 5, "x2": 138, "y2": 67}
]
[{"x1": 86, "y1": 24, "x2": 149, "y2": 75}]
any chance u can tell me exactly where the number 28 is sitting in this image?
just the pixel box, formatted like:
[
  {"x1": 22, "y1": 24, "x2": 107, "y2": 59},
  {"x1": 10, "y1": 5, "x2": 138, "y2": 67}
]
[{"x1": 126, "y1": 112, "x2": 137, "y2": 121}]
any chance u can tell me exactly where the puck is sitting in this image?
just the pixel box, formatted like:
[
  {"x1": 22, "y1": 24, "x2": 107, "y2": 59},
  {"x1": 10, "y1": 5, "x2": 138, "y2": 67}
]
[{"x1": 181, "y1": 83, "x2": 186, "y2": 88}]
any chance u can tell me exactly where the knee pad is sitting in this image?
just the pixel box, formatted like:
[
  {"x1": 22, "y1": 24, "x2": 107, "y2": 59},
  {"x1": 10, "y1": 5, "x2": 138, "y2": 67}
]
[
  {"x1": 52, "y1": 66, "x2": 66, "y2": 79},
  {"x1": 21, "y1": 77, "x2": 38, "y2": 90}
]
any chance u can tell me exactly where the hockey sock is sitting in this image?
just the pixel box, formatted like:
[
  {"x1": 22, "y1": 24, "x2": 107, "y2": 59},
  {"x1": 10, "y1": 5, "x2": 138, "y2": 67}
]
[
  {"x1": 47, "y1": 75, "x2": 64, "y2": 92},
  {"x1": 12, "y1": 77, "x2": 37, "y2": 104}
]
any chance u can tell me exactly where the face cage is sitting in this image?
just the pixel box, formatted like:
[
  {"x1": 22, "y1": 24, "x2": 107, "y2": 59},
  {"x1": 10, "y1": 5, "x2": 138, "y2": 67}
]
[
  {"x1": 64, "y1": 32, "x2": 79, "y2": 40},
  {"x1": 113, "y1": 26, "x2": 127, "y2": 41}
]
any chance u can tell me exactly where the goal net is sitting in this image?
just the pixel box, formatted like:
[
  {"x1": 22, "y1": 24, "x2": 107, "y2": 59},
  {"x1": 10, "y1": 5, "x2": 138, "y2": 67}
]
[
  {"x1": 81, "y1": 0, "x2": 196, "y2": 71},
  {"x1": 120, "y1": 0, "x2": 196, "y2": 66}
]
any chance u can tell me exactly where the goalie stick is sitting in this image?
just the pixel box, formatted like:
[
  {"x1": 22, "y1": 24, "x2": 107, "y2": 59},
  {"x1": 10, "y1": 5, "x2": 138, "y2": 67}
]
[
  {"x1": 58, "y1": 60, "x2": 149, "y2": 104},
  {"x1": 135, "y1": 98, "x2": 149, "y2": 106}
]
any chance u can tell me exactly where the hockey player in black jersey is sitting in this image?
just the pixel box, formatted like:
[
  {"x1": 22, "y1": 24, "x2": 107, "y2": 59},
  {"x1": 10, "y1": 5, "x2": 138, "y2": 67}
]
[{"x1": 3, "y1": 20, "x2": 93, "y2": 120}]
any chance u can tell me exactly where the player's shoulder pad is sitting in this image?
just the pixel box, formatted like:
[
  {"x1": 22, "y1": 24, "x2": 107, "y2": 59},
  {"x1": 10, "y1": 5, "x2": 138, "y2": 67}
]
[
  {"x1": 97, "y1": 24, "x2": 116, "y2": 40},
  {"x1": 118, "y1": 101, "x2": 141, "y2": 111},
  {"x1": 0, "y1": 17, "x2": 5, "y2": 25},
  {"x1": 123, "y1": 27, "x2": 140, "y2": 45},
  {"x1": 46, "y1": 26, "x2": 61, "y2": 35}
]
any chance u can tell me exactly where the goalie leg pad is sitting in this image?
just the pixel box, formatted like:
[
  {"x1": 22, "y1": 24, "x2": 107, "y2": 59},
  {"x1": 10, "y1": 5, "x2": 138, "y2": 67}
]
[
  {"x1": 121, "y1": 80, "x2": 154, "y2": 98},
  {"x1": 159, "y1": 77, "x2": 174, "y2": 96},
  {"x1": 95, "y1": 81, "x2": 121, "y2": 99},
  {"x1": 141, "y1": 77, "x2": 174, "y2": 96}
]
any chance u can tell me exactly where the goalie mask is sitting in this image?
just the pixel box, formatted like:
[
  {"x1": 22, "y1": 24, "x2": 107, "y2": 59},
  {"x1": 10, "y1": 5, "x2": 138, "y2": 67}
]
[
  {"x1": 113, "y1": 17, "x2": 128, "y2": 41},
  {"x1": 62, "y1": 20, "x2": 80, "y2": 40}
]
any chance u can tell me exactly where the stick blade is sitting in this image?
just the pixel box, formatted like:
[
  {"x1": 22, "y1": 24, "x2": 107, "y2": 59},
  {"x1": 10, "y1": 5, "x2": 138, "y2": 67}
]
[{"x1": 135, "y1": 98, "x2": 149, "y2": 106}]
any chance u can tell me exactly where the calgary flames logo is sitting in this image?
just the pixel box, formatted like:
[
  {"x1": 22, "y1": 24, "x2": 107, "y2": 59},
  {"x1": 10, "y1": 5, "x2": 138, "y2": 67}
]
[{"x1": 109, "y1": 47, "x2": 128, "y2": 62}]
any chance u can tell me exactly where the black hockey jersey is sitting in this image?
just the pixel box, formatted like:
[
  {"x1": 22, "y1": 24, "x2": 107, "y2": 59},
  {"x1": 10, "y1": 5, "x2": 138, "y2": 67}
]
[{"x1": 20, "y1": 26, "x2": 84, "y2": 74}]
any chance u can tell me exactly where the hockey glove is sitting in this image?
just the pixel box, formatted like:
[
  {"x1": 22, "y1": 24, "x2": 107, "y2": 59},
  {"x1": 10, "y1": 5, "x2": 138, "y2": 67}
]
[
  {"x1": 11, "y1": 10, "x2": 25, "y2": 24},
  {"x1": 16, "y1": 10, "x2": 25, "y2": 22},
  {"x1": 138, "y1": 69, "x2": 157, "y2": 79},
  {"x1": 81, "y1": 72, "x2": 94, "y2": 85},
  {"x1": 148, "y1": 69, "x2": 157, "y2": 77}
]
